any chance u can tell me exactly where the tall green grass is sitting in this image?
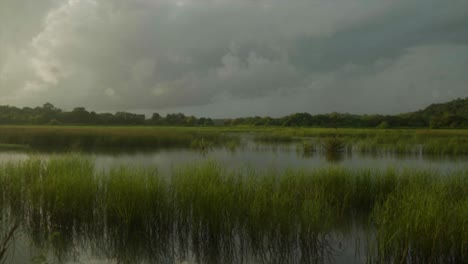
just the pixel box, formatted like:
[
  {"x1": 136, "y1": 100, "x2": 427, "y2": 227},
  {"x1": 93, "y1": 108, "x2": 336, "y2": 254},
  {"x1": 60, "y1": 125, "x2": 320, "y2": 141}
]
[
  {"x1": 371, "y1": 171, "x2": 468, "y2": 263},
  {"x1": 0, "y1": 157, "x2": 466, "y2": 263}
]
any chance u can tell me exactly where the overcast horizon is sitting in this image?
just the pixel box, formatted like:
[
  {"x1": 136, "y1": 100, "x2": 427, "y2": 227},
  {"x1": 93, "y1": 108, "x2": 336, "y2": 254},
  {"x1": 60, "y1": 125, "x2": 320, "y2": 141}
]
[{"x1": 1, "y1": 0, "x2": 468, "y2": 118}]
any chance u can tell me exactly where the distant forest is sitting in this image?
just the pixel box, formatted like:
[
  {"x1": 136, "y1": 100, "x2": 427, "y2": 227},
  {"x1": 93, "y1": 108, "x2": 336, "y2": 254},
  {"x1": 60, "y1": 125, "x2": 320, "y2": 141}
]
[{"x1": 0, "y1": 98, "x2": 467, "y2": 128}]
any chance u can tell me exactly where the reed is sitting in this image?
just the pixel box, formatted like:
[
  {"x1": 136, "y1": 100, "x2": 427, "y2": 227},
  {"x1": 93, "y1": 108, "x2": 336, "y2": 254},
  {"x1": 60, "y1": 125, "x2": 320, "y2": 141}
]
[
  {"x1": 372, "y1": 170, "x2": 468, "y2": 263},
  {"x1": 0, "y1": 126, "x2": 232, "y2": 151},
  {"x1": 0, "y1": 157, "x2": 466, "y2": 263},
  {"x1": 0, "y1": 125, "x2": 467, "y2": 155}
]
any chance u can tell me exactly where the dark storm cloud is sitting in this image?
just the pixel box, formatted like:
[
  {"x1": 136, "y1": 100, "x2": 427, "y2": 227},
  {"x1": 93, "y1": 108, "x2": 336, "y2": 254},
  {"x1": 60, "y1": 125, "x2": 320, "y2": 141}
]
[
  {"x1": 290, "y1": 1, "x2": 468, "y2": 72},
  {"x1": 0, "y1": 0, "x2": 467, "y2": 117}
]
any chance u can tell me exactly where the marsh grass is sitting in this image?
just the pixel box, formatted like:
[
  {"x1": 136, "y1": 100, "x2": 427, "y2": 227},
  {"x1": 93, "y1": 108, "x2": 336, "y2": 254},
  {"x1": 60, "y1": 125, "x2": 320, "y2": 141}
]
[
  {"x1": 247, "y1": 127, "x2": 468, "y2": 155},
  {"x1": 244, "y1": 128, "x2": 468, "y2": 157},
  {"x1": 0, "y1": 126, "x2": 232, "y2": 152},
  {"x1": 0, "y1": 157, "x2": 466, "y2": 263},
  {"x1": 190, "y1": 138, "x2": 215, "y2": 155},
  {"x1": 371, "y1": 171, "x2": 468, "y2": 264},
  {"x1": 297, "y1": 141, "x2": 315, "y2": 157},
  {"x1": 0, "y1": 126, "x2": 467, "y2": 155}
]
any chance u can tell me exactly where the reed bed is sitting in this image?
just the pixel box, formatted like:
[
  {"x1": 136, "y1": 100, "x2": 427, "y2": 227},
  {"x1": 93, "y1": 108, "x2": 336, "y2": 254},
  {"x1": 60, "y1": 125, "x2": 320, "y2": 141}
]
[
  {"x1": 216, "y1": 127, "x2": 468, "y2": 155},
  {"x1": 0, "y1": 126, "x2": 232, "y2": 151},
  {"x1": 372, "y1": 170, "x2": 467, "y2": 262},
  {"x1": 0, "y1": 125, "x2": 467, "y2": 155},
  {"x1": 0, "y1": 157, "x2": 466, "y2": 263},
  {"x1": 243, "y1": 127, "x2": 468, "y2": 155}
]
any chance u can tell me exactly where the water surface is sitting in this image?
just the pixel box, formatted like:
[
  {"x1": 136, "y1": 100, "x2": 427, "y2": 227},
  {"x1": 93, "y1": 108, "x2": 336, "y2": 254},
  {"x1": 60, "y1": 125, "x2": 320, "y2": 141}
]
[{"x1": 1, "y1": 138, "x2": 466, "y2": 264}]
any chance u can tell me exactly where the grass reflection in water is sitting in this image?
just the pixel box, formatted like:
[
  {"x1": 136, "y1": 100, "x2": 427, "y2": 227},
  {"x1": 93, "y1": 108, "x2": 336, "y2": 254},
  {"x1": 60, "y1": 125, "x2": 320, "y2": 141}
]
[{"x1": 0, "y1": 157, "x2": 466, "y2": 263}]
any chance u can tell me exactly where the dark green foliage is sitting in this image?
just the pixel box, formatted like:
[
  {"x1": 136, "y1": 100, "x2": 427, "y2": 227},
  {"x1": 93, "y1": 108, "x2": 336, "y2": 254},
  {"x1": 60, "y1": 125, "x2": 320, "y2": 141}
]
[
  {"x1": 1, "y1": 98, "x2": 467, "y2": 127},
  {"x1": 225, "y1": 97, "x2": 468, "y2": 128},
  {"x1": 421, "y1": 98, "x2": 468, "y2": 120},
  {"x1": 0, "y1": 103, "x2": 213, "y2": 126}
]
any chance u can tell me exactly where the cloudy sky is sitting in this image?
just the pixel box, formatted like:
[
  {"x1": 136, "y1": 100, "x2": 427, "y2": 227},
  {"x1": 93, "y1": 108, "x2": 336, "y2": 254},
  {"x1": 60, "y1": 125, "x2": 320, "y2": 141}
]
[{"x1": 1, "y1": 0, "x2": 467, "y2": 117}]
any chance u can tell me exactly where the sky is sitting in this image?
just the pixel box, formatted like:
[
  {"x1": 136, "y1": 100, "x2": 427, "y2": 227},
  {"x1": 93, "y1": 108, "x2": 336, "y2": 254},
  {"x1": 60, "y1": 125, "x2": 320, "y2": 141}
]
[{"x1": 1, "y1": 0, "x2": 467, "y2": 118}]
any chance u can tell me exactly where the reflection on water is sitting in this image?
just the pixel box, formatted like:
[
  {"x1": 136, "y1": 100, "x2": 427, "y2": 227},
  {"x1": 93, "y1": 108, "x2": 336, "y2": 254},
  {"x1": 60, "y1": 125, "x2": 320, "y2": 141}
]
[
  {"x1": 0, "y1": 143, "x2": 466, "y2": 175},
  {"x1": 5, "y1": 223, "x2": 353, "y2": 264},
  {"x1": 0, "y1": 139, "x2": 467, "y2": 264}
]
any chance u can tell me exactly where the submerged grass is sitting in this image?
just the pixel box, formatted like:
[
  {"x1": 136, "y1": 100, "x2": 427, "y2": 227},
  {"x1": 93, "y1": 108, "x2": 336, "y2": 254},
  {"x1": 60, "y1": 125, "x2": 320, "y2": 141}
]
[{"x1": 0, "y1": 156, "x2": 466, "y2": 263}]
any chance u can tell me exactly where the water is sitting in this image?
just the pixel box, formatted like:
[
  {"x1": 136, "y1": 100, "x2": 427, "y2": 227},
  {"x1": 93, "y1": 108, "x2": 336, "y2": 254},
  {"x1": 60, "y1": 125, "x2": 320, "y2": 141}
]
[
  {"x1": 0, "y1": 143, "x2": 466, "y2": 175},
  {"x1": 1, "y1": 139, "x2": 467, "y2": 264}
]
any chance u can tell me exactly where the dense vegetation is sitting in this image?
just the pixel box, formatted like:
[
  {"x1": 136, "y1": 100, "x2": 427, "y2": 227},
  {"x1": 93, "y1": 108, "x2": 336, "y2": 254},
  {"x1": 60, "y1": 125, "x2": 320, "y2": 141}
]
[
  {"x1": 0, "y1": 157, "x2": 466, "y2": 263},
  {"x1": 0, "y1": 103, "x2": 214, "y2": 126},
  {"x1": 0, "y1": 126, "x2": 237, "y2": 152},
  {"x1": 1, "y1": 126, "x2": 467, "y2": 155},
  {"x1": 252, "y1": 127, "x2": 468, "y2": 155},
  {"x1": 226, "y1": 98, "x2": 468, "y2": 128},
  {"x1": 1, "y1": 98, "x2": 467, "y2": 128}
]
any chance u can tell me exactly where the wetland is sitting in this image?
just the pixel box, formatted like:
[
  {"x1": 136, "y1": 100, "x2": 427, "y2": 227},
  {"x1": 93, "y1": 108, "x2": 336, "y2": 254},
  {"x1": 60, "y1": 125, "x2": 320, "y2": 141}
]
[{"x1": 0, "y1": 126, "x2": 467, "y2": 264}]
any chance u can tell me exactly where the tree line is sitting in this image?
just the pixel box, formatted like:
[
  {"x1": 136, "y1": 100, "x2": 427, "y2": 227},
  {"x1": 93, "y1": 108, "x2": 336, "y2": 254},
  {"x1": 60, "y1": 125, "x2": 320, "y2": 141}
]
[
  {"x1": 0, "y1": 103, "x2": 213, "y2": 126},
  {"x1": 0, "y1": 98, "x2": 467, "y2": 128},
  {"x1": 225, "y1": 98, "x2": 468, "y2": 128},
  {"x1": 224, "y1": 111, "x2": 465, "y2": 128}
]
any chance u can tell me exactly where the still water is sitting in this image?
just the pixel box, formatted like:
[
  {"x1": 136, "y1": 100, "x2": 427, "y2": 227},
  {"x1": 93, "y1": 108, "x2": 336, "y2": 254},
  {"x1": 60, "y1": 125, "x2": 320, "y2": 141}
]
[
  {"x1": 0, "y1": 142, "x2": 466, "y2": 174},
  {"x1": 1, "y1": 140, "x2": 466, "y2": 264}
]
